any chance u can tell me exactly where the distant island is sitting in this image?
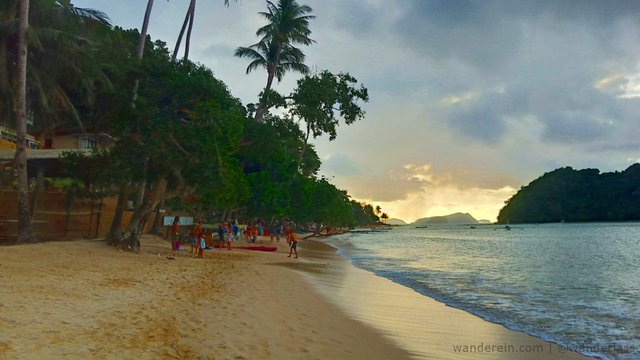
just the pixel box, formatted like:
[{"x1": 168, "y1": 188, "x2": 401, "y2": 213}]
[
  {"x1": 498, "y1": 164, "x2": 640, "y2": 224},
  {"x1": 413, "y1": 212, "x2": 478, "y2": 226},
  {"x1": 385, "y1": 218, "x2": 407, "y2": 225}
]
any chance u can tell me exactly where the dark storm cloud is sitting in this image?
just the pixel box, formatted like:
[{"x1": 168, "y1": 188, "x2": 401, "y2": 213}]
[
  {"x1": 448, "y1": 103, "x2": 506, "y2": 144},
  {"x1": 384, "y1": 0, "x2": 640, "y2": 147},
  {"x1": 541, "y1": 111, "x2": 611, "y2": 143}
]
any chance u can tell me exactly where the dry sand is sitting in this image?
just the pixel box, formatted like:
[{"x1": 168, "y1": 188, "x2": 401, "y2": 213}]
[
  {"x1": 0, "y1": 235, "x2": 410, "y2": 360},
  {"x1": 0, "y1": 234, "x2": 592, "y2": 359}
]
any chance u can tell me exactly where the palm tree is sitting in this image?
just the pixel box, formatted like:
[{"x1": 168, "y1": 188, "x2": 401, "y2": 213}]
[
  {"x1": 106, "y1": 0, "x2": 156, "y2": 246},
  {"x1": 15, "y1": 0, "x2": 32, "y2": 243},
  {"x1": 235, "y1": 0, "x2": 315, "y2": 122},
  {"x1": 134, "y1": 0, "x2": 154, "y2": 59},
  {"x1": 1, "y1": 0, "x2": 110, "y2": 242},
  {"x1": 380, "y1": 213, "x2": 389, "y2": 223}
]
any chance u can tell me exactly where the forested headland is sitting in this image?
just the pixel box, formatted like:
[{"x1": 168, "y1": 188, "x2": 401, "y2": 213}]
[{"x1": 497, "y1": 164, "x2": 640, "y2": 224}]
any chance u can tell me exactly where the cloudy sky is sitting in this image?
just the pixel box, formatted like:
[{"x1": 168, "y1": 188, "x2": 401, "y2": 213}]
[{"x1": 73, "y1": 0, "x2": 640, "y2": 222}]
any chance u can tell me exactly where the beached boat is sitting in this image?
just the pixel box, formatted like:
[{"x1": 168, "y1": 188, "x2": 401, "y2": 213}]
[{"x1": 212, "y1": 245, "x2": 277, "y2": 252}]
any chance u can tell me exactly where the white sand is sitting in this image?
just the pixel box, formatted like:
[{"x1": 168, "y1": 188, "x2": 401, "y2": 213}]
[{"x1": 0, "y1": 235, "x2": 411, "y2": 359}]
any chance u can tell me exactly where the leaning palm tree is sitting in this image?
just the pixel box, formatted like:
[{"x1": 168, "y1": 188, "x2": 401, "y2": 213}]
[
  {"x1": 172, "y1": 0, "x2": 237, "y2": 62},
  {"x1": 234, "y1": 0, "x2": 315, "y2": 122}
]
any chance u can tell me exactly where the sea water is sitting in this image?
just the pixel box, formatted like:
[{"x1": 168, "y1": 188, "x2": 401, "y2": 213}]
[{"x1": 325, "y1": 223, "x2": 640, "y2": 360}]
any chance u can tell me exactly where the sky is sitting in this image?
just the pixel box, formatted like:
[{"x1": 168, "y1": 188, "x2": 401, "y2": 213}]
[{"x1": 72, "y1": 0, "x2": 640, "y2": 223}]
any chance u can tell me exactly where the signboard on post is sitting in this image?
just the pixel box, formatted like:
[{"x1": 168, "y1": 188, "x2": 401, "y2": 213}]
[{"x1": 163, "y1": 216, "x2": 194, "y2": 226}]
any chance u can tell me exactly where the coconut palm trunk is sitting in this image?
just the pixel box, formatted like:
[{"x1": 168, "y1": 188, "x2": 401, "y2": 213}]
[
  {"x1": 172, "y1": 0, "x2": 195, "y2": 61},
  {"x1": 15, "y1": 0, "x2": 35, "y2": 243},
  {"x1": 253, "y1": 66, "x2": 277, "y2": 122},
  {"x1": 183, "y1": 0, "x2": 196, "y2": 60},
  {"x1": 137, "y1": 0, "x2": 154, "y2": 59},
  {"x1": 173, "y1": 0, "x2": 235, "y2": 62},
  {"x1": 107, "y1": 0, "x2": 155, "y2": 246}
]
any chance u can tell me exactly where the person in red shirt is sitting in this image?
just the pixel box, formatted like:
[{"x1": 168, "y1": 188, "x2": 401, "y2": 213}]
[
  {"x1": 287, "y1": 228, "x2": 298, "y2": 259},
  {"x1": 190, "y1": 220, "x2": 203, "y2": 254}
]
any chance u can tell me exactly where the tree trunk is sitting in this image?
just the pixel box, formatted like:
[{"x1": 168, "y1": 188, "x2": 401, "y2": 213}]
[
  {"x1": 110, "y1": 0, "x2": 155, "y2": 245},
  {"x1": 253, "y1": 70, "x2": 276, "y2": 122},
  {"x1": 137, "y1": 0, "x2": 154, "y2": 59},
  {"x1": 15, "y1": 0, "x2": 35, "y2": 243},
  {"x1": 106, "y1": 184, "x2": 128, "y2": 245},
  {"x1": 183, "y1": 0, "x2": 196, "y2": 61},
  {"x1": 172, "y1": 0, "x2": 194, "y2": 62},
  {"x1": 149, "y1": 200, "x2": 164, "y2": 235},
  {"x1": 118, "y1": 177, "x2": 168, "y2": 251},
  {"x1": 131, "y1": 0, "x2": 154, "y2": 105}
]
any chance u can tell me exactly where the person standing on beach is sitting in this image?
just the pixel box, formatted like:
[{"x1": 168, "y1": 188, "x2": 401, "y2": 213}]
[
  {"x1": 198, "y1": 233, "x2": 206, "y2": 258},
  {"x1": 171, "y1": 216, "x2": 180, "y2": 251},
  {"x1": 276, "y1": 221, "x2": 283, "y2": 242},
  {"x1": 232, "y1": 221, "x2": 239, "y2": 241},
  {"x1": 287, "y1": 228, "x2": 298, "y2": 258},
  {"x1": 226, "y1": 222, "x2": 234, "y2": 250},
  {"x1": 269, "y1": 222, "x2": 275, "y2": 242},
  {"x1": 217, "y1": 221, "x2": 226, "y2": 249},
  {"x1": 190, "y1": 220, "x2": 202, "y2": 254}
]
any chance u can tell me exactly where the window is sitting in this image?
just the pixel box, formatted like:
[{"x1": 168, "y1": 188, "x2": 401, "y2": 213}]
[{"x1": 79, "y1": 136, "x2": 96, "y2": 149}]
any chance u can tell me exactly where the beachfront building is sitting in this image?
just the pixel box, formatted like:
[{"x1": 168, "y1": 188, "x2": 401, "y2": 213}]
[{"x1": 0, "y1": 124, "x2": 116, "y2": 242}]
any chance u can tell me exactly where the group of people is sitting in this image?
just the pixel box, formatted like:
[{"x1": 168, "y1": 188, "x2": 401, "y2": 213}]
[
  {"x1": 217, "y1": 221, "x2": 239, "y2": 250},
  {"x1": 170, "y1": 216, "x2": 299, "y2": 258},
  {"x1": 171, "y1": 216, "x2": 207, "y2": 258}
]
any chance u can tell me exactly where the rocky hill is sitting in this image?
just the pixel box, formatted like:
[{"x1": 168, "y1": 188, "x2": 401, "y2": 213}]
[{"x1": 413, "y1": 212, "x2": 478, "y2": 225}]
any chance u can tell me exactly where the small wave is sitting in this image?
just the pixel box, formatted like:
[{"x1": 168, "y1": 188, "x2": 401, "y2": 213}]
[{"x1": 324, "y1": 232, "x2": 358, "y2": 250}]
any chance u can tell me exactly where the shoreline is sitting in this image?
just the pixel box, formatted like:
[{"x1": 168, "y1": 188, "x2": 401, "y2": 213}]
[
  {"x1": 0, "y1": 234, "x2": 593, "y2": 359},
  {"x1": 296, "y1": 237, "x2": 593, "y2": 360}
]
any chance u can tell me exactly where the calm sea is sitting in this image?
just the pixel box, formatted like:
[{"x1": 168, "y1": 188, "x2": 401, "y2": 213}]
[{"x1": 325, "y1": 223, "x2": 640, "y2": 360}]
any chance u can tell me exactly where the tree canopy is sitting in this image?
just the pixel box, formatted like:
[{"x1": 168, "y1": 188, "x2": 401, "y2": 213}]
[{"x1": 498, "y1": 165, "x2": 640, "y2": 223}]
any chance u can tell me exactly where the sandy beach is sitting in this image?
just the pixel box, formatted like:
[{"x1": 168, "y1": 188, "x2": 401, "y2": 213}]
[{"x1": 0, "y1": 234, "x2": 592, "y2": 359}]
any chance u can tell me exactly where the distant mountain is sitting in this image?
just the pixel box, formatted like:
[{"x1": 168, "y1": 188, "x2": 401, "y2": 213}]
[
  {"x1": 413, "y1": 212, "x2": 478, "y2": 225},
  {"x1": 385, "y1": 218, "x2": 407, "y2": 225}
]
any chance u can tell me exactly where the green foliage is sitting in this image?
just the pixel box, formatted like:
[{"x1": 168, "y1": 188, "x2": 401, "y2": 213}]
[
  {"x1": 291, "y1": 70, "x2": 369, "y2": 141},
  {"x1": 351, "y1": 201, "x2": 379, "y2": 226},
  {"x1": 0, "y1": 0, "x2": 112, "y2": 132},
  {"x1": 239, "y1": 116, "x2": 308, "y2": 218},
  {"x1": 59, "y1": 148, "x2": 113, "y2": 189},
  {"x1": 498, "y1": 164, "x2": 640, "y2": 223},
  {"x1": 7, "y1": 2, "x2": 380, "y2": 233}
]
